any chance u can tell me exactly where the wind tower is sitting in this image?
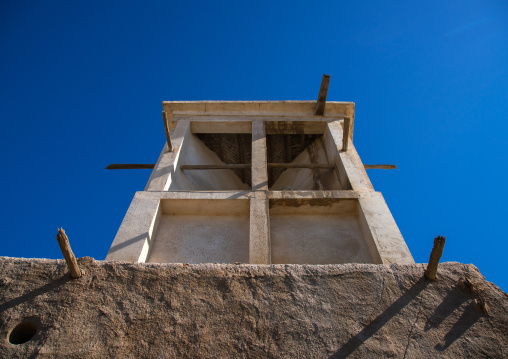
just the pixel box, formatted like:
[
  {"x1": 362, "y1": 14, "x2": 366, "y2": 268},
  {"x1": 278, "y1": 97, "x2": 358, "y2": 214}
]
[{"x1": 106, "y1": 77, "x2": 413, "y2": 265}]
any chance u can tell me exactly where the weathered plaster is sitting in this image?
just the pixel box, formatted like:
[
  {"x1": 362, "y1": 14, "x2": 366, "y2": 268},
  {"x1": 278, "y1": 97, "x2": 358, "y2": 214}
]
[
  {"x1": 109, "y1": 101, "x2": 413, "y2": 265},
  {"x1": 145, "y1": 120, "x2": 190, "y2": 191},
  {"x1": 106, "y1": 191, "x2": 160, "y2": 262},
  {"x1": 1, "y1": 258, "x2": 506, "y2": 358},
  {"x1": 148, "y1": 200, "x2": 250, "y2": 263},
  {"x1": 169, "y1": 132, "x2": 249, "y2": 191},
  {"x1": 270, "y1": 201, "x2": 375, "y2": 264},
  {"x1": 358, "y1": 192, "x2": 414, "y2": 264},
  {"x1": 271, "y1": 137, "x2": 343, "y2": 191}
]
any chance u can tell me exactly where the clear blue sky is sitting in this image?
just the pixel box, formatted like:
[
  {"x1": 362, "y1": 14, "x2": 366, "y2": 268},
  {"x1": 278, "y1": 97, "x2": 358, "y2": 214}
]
[{"x1": 1, "y1": 1, "x2": 507, "y2": 291}]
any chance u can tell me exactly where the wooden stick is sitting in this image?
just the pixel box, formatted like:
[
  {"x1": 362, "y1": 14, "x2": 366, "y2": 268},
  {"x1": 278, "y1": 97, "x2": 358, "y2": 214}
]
[
  {"x1": 315, "y1": 74, "x2": 330, "y2": 116},
  {"x1": 56, "y1": 228, "x2": 82, "y2": 279},
  {"x1": 268, "y1": 163, "x2": 334, "y2": 169},
  {"x1": 105, "y1": 164, "x2": 155, "y2": 169},
  {"x1": 343, "y1": 116, "x2": 351, "y2": 151},
  {"x1": 180, "y1": 163, "x2": 335, "y2": 170},
  {"x1": 425, "y1": 236, "x2": 446, "y2": 280},
  {"x1": 162, "y1": 111, "x2": 173, "y2": 151},
  {"x1": 181, "y1": 164, "x2": 251, "y2": 170},
  {"x1": 364, "y1": 164, "x2": 397, "y2": 169}
]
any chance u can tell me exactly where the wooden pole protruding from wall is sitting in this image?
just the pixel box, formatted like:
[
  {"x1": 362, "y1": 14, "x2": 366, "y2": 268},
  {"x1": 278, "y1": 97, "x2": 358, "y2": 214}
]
[
  {"x1": 56, "y1": 228, "x2": 82, "y2": 279},
  {"x1": 342, "y1": 116, "x2": 351, "y2": 151},
  {"x1": 315, "y1": 74, "x2": 330, "y2": 116},
  {"x1": 425, "y1": 236, "x2": 446, "y2": 280},
  {"x1": 181, "y1": 164, "x2": 250, "y2": 170},
  {"x1": 364, "y1": 164, "x2": 397, "y2": 169},
  {"x1": 105, "y1": 164, "x2": 155, "y2": 169},
  {"x1": 162, "y1": 111, "x2": 173, "y2": 151}
]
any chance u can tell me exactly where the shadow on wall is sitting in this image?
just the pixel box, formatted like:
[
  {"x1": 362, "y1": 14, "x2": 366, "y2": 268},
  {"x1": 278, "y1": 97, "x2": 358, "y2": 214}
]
[
  {"x1": 329, "y1": 276, "x2": 482, "y2": 358},
  {"x1": 0, "y1": 275, "x2": 70, "y2": 313}
]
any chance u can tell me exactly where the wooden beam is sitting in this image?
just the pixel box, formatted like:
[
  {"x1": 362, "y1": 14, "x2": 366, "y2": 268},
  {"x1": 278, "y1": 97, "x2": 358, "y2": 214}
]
[
  {"x1": 315, "y1": 74, "x2": 330, "y2": 116},
  {"x1": 364, "y1": 164, "x2": 397, "y2": 169},
  {"x1": 106, "y1": 164, "x2": 155, "y2": 169},
  {"x1": 425, "y1": 236, "x2": 446, "y2": 280},
  {"x1": 342, "y1": 116, "x2": 351, "y2": 151},
  {"x1": 180, "y1": 163, "x2": 334, "y2": 170},
  {"x1": 56, "y1": 228, "x2": 82, "y2": 279},
  {"x1": 268, "y1": 163, "x2": 334, "y2": 169},
  {"x1": 162, "y1": 111, "x2": 173, "y2": 151},
  {"x1": 181, "y1": 164, "x2": 250, "y2": 170}
]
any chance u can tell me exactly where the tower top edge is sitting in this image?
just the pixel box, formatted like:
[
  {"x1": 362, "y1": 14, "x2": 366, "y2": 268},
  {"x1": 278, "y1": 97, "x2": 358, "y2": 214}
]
[{"x1": 161, "y1": 101, "x2": 355, "y2": 118}]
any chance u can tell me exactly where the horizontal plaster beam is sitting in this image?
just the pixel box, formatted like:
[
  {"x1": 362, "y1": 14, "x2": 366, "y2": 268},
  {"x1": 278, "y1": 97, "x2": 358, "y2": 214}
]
[
  {"x1": 180, "y1": 163, "x2": 335, "y2": 170},
  {"x1": 163, "y1": 101, "x2": 354, "y2": 119},
  {"x1": 188, "y1": 119, "x2": 330, "y2": 134},
  {"x1": 268, "y1": 190, "x2": 358, "y2": 199},
  {"x1": 141, "y1": 190, "x2": 358, "y2": 200}
]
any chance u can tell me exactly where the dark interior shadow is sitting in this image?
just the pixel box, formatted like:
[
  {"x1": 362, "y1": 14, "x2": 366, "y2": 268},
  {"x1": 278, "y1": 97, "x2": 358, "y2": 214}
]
[
  {"x1": 329, "y1": 276, "x2": 429, "y2": 359},
  {"x1": 0, "y1": 275, "x2": 71, "y2": 313},
  {"x1": 434, "y1": 301, "x2": 482, "y2": 351}
]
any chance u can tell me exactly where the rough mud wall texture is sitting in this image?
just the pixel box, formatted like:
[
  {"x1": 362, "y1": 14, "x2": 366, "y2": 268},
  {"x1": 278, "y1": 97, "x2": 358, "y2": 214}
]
[{"x1": 0, "y1": 258, "x2": 506, "y2": 358}]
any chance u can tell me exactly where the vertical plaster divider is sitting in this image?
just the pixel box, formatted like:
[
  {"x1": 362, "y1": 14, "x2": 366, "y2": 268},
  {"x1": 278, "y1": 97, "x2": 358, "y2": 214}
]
[
  {"x1": 105, "y1": 192, "x2": 161, "y2": 262},
  {"x1": 250, "y1": 120, "x2": 271, "y2": 264},
  {"x1": 251, "y1": 121, "x2": 269, "y2": 192},
  {"x1": 145, "y1": 119, "x2": 190, "y2": 191},
  {"x1": 325, "y1": 120, "x2": 414, "y2": 264},
  {"x1": 138, "y1": 199, "x2": 162, "y2": 263},
  {"x1": 357, "y1": 192, "x2": 414, "y2": 264}
]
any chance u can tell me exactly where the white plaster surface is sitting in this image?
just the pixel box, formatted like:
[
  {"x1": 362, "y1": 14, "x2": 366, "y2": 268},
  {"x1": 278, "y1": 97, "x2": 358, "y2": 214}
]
[
  {"x1": 148, "y1": 199, "x2": 250, "y2": 264},
  {"x1": 163, "y1": 101, "x2": 355, "y2": 124},
  {"x1": 108, "y1": 101, "x2": 415, "y2": 265},
  {"x1": 358, "y1": 192, "x2": 414, "y2": 264},
  {"x1": 271, "y1": 137, "x2": 343, "y2": 191},
  {"x1": 145, "y1": 120, "x2": 190, "y2": 191},
  {"x1": 248, "y1": 121, "x2": 271, "y2": 264},
  {"x1": 251, "y1": 121, "x2": 268, "y2": 191},
  {"x1": 169, "y1": 132, "x2": 249, "y2": 191},
  {"x1": 105, "y1": 192, "x2": 160, "y2": 262},
  {"x1": 249, "y1": 192, "x2": 271, "y2": 264},
  {"x1": 270, "y1": 201, "x2": 375, "y2": 264},
  {"x1": 325, "y1": 120, "x2": 373, "y2": 192},
  {"x1": 148, "y1": 215, "x2": 249, "y2": 264}
]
